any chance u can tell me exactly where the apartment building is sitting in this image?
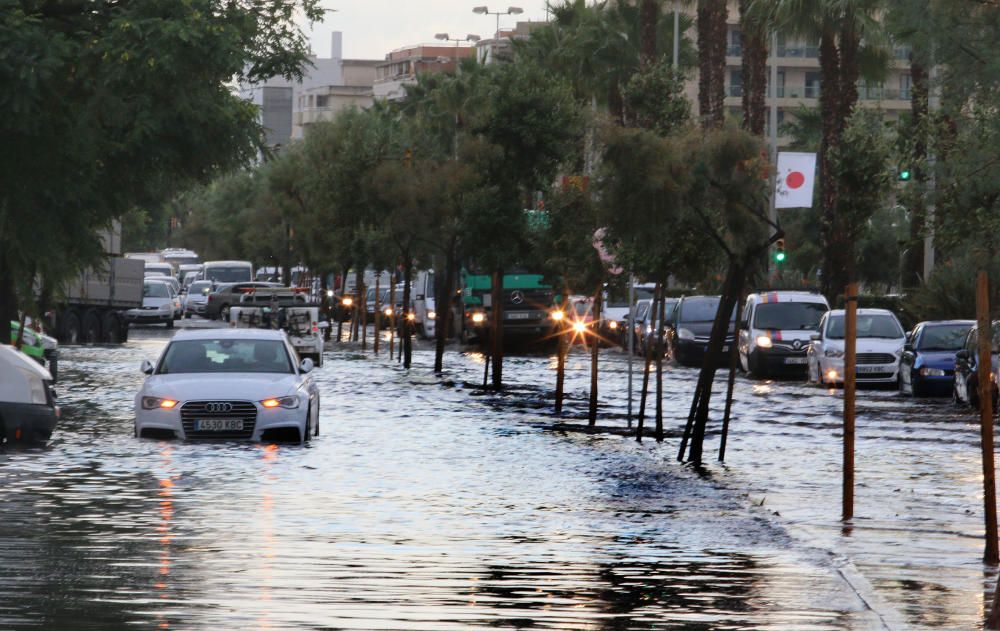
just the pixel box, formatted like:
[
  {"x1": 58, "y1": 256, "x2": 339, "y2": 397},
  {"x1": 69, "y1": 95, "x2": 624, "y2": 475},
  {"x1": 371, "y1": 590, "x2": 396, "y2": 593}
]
[
  {"x1": 720, "y1": 5, "x2": 913, "y2": 140},
  {"x1": 373, "y1": 44, "x2": 475, "y2": 102}
]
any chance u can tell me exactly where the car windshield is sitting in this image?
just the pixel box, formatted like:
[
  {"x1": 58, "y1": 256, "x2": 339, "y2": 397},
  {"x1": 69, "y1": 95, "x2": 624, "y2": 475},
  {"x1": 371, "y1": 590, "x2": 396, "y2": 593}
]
[
  {"x1": 144, "y1": 283, "x2": 170, "y2": 298},
  {"x1": 190, "y1": 281, "x2": 213, "y2": 294},
  {"x1": 678, "y1": 298, "x2": 736, "y2": 323},
  {"x1": 635, "y1": 302, "x2": 649, "y2": 320},
  {"x1": 158, "y1": 339, "x2": 293, "y2": 374},
  {"x1": 205, "y1": 267, "x2": 252, "y2": 283},
  {"x1": 754, "y1": 302, "x2": 828, "y2": 331},
  {"x1": 918, "y1": 324, "x2": 973, "y2": 351},
  {"x1": 826, "y1": 314, "x2": 904, "y2": 340}
]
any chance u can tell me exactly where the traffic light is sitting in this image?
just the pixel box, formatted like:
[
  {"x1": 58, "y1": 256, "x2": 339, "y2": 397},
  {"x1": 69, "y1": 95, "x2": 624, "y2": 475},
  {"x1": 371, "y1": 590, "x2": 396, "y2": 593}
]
[
  {"x1": 404, "y1": 147, "x2": 413, "y2": 169},
  {"x1": 774, "y1": 238, "x2": 786, "y2": 264},
  {"x1": 897, "y1": 166, "x2": 911, "y2": 182}
]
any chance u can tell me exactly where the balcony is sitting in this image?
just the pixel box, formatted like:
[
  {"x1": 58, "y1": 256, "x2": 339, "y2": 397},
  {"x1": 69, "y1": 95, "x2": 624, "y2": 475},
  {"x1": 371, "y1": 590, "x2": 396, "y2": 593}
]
[
  {"x1": 776, "y1": 44, "x2": 819, "y2": 59},
  {"x1": 726, "y1": 44, "x2": 742, "y2": 57},
  {"x1": 858, "y1": 86, "x2": 911, "y2": 101}
]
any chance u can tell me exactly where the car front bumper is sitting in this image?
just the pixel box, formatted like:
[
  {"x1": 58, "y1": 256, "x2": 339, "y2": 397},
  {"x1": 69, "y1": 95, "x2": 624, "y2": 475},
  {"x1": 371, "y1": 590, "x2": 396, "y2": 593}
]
[
  {"x1": 135, "y1": 401, "x2": 308, "y2": 441},
  {"x1": 125, "y1": 309, "x2": 173, "y2": 324},
  {"x1": 818, "y1": 357, "x2": 899, "y2": 384},
  {"x1": 0, "y1": 402, "x2": 59, "y2": 442}
]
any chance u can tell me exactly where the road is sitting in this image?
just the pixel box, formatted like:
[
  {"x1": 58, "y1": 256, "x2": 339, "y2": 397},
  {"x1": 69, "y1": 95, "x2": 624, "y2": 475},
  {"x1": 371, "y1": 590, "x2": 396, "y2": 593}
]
[{"x1": 0, "y1": 322, "x2": 995, "y2": 629}]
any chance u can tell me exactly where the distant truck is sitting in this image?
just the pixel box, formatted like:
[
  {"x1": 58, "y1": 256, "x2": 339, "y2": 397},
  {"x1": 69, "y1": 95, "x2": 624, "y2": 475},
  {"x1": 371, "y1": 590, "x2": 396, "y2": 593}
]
[
  {"x1": 230, "y1": 288, "x2": 324, "y2": 366},
  {"x1": 458, "y1": 270, "x2": 557, "y2": 344},
  {"x1": 49, "y1": 224, "x2": 144, "y2": 344}
]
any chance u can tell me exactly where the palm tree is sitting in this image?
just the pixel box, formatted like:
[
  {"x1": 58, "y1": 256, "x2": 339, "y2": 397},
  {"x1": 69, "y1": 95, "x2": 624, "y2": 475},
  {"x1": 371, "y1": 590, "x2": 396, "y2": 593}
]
[
  {"x1": 754, "y1": 0, "x2": 888, "y2": 301},
  {"x1": 697, "y1": 0, "x2": 728, "y2": 128},
  {"x1": 739, "y1": 0, "x2": 768, "y2": 135}
]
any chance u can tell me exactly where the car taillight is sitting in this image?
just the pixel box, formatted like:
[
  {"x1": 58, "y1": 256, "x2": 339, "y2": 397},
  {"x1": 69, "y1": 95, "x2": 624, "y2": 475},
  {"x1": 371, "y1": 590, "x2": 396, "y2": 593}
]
[
  {"x1": 312, "y1": 321, "x2": 318, "y2": 333},
  {"x1": 208, "y1": 295, "x2": 215, "y2": 302}
]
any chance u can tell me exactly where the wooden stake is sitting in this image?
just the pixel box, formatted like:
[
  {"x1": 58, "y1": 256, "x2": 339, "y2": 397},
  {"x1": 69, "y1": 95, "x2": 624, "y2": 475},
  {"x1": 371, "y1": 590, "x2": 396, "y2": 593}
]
[
  {"x1": 389, "y1": 271, "x2": 397, "y2": 360},
  {"x1": 555, "y1": 298, "x2": 567, "y2": 414},
  {"x1": 588, "y1": 291, "x2": 601, "y2": 426},
  {"x1": 843, "y1": 282, "x2": 857, "y2": 522},
  {"x1": 719, "y1": 293, "x2": 745, "y2": 462},
  {"x1": 977, "y1": 270, "x2": 999, "y2": 565},
  {"x1": 373, "y1": 275, "x2": 381, "y2": 355}
]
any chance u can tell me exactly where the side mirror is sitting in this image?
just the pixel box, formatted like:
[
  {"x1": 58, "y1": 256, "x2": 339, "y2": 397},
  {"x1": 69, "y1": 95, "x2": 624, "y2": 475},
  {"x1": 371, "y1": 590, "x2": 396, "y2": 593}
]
[
  {"x1": 739, "y1": 319, "x2": 749, "y2": 330},
  {"x1": 956, "y1": 349, "x2": 970, "y2": 361},
  {"x1": 810, "y1": 333, "x2": 821, "y2": 341},
  {"x1": 141, "y1": 359, "x2": 154, "y2": 375},
  {"x1": 299, "y1": 357, "x2": 315, "y2": 373},
  {"x1": 903, "y1": 343, "x2": 914, "y2": 353}
]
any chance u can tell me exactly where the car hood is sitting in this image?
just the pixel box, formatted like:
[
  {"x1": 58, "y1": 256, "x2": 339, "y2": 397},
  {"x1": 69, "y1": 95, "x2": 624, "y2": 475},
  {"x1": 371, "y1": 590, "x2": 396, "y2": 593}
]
[
  {"x1": 915, "y1": 350, "x2": 960, "y2": 369},
  {"x1": 678, "y1": 321, "x2": 735, "y2": 337},
  {"x1": 823, "y1": 338, "x2": 904, "y2": 353},
  {"x1": 142, "y1": 372, "x2": 300, "y2": 402},
  {"x1": 142, "y1": 297, "x2": 173, "y2": 308}
]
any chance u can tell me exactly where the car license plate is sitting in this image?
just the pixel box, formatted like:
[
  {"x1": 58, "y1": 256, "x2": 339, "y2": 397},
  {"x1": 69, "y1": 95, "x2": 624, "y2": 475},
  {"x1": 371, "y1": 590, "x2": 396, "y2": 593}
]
[
  {"x1": 722, "y1": 345, "x2": 729, "y2": 352},
  {"x1": 195, "y1": 418, "x2": 244, "y2": 431},
  {"x1": 784, "y1": 357, "x2": 808, "y2": 365},
  {"x1": 857, "y1": 365, "x2": 888, "y2": 374},
  {"x1": 506, "y1": 312, "x2": 530, "y2": 320}
]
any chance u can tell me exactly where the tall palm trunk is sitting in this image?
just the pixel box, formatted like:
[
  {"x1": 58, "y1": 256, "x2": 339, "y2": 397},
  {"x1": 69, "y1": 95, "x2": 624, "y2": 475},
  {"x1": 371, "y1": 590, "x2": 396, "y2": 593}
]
[
  {"x1": 818, "y1": 27, "x2": 843, "y2": 302},
  {"x1": 640, "y1": 0, "x2": 659, "y2": 67},
  {"x1": 739, "y1": 0, "x2": 768, "y2": 136},
  {"x1": 697, "y1": 0, "x2": 728, "y2": 128},
  {"x1": 903, "y1": 57, "x2": 929, "y2": 288}
]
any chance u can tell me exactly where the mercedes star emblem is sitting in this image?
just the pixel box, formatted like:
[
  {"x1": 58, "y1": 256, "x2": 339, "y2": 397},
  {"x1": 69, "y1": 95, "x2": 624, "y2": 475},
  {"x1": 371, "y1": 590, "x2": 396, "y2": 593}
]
[{"x1": 510, "y1": 290, "x2": 525, "y2": 305}]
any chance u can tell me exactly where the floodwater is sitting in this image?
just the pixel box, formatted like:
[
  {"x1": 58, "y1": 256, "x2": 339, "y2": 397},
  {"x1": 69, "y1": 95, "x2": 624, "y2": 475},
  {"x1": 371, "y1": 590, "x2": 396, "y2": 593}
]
[{"x1": 0, "y1": 324, "x2": 997, "y2": 629}]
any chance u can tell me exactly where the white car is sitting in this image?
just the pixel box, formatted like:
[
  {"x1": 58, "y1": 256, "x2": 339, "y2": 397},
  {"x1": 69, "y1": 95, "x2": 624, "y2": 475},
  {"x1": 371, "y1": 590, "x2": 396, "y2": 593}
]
[
  {"x1": 0, "y1": 344, "x2": 59, "y2": 443},
  {"x1": 125, "y1": 279, "x2": 180, "y2": 328},
  {"x1": 807, "y1": 308, "x2": 906, "y2": 386},
  {"x1": 183, "y1": 280, "x2": 213, "y2": 318},
  {"x1": 134, "y1": 329, "x2": 319, "y2": 442},
  {"x1": 738, "y1": 291, "x2": 829, "y2": 378}
]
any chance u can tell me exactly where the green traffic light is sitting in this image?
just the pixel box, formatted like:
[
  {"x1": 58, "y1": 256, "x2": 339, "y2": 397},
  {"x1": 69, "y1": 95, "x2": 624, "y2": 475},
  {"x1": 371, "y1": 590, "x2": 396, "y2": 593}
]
[
  {"x1": 775, "y1": 251, "x2": 786, "y2": 263},
  {"x1": 899, "y1": 168, "x2": 911, "y2": 181}
]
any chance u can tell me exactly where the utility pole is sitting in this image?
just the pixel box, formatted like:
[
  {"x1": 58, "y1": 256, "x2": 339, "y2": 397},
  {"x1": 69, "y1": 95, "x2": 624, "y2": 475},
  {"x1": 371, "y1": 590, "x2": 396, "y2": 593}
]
[{"x1": 767, "y1": 31, "x2": 779, "y2": 280}]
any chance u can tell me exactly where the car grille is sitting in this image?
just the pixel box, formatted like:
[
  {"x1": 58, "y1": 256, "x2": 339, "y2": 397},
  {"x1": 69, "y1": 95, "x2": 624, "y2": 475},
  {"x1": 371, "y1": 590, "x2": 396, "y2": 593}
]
[
  {"x1": 857, "y1": 371, "x2": 895, "y2": 381},
  {"x1": 857, "y1": 353, "x2": 896, "y2": 365},
  {"x1": 180, "y1": 400, "x2": 257, "y2": 439}
]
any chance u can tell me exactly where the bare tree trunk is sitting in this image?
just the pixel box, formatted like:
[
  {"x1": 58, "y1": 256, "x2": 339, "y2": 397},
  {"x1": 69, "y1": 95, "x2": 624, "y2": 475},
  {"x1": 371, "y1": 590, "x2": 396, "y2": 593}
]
[
  {"x1": 403, "y1": 260, "x2": 413, "y2": 369},
  {"x1": 390, "y1": 269, "x2": 397, "y2": 360},
  {"x1": 490, "y1": 268, "x2": 504, "y2": 389},
  {"x1": 818, "y1": 27, "x2": 842, "y2": 303},
  {"x1": 373, "y1": 274, "x2": 381, "y2": 355},
  {"x1": 434, "y1": 244, "x2": 457, "y2": 374},
  {"x1": 0, "y1": 252, "x2": 17, "y2": 344},
  {"x1": 655, "y1": 290, "x2": 666, "y2": 442},
  {"x1": 588, "y1": 291, "x2": 602, "y2": 426},
  {"x1": 636, "y1": 282, "x2": 662, "y2": 442},
  {"x1": 321, "y1": 274, "x2": 332, "y2": 342},
  {"x1": 685, "y1": 263, "x2": 746, "y2": 464}
]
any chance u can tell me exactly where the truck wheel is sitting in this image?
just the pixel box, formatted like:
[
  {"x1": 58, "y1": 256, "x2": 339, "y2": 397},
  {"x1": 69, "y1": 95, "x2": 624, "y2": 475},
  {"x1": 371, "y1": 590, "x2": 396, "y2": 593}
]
[
  {"x1": 82, "y1": 310, "x2": 102, "y2": 344},
  {"x1": 61, "y1": 310, "x2": 82, "y2": 345},
  {"x1": 102, "y1": 313, "x2": 122, "y2": 343}
]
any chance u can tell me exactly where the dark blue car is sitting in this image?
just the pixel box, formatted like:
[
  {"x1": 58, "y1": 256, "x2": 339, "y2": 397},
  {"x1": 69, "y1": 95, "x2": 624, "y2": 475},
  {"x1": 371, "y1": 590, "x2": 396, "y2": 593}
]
[{"x1": 899, "y1": 320, "x2": 975, "y2": 397}]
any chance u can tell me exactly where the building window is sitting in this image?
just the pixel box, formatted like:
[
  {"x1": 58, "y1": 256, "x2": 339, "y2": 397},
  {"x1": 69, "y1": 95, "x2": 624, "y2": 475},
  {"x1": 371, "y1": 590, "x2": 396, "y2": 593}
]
[
  {"x1": 728, "y1": 28, "x2": 742, "y2": 56},
  {"x1": 805, "y1": 72, "x2": 820, "y2": 99},
  {"x1": 899, "y1": 74, "x2": 912, "y2": 100},
  {"x1": 729, "y1": 69, "x2": 743, "y2": 97},
  {"x1": 316, "y1": 95, "x2": 329, "y2": 108}
]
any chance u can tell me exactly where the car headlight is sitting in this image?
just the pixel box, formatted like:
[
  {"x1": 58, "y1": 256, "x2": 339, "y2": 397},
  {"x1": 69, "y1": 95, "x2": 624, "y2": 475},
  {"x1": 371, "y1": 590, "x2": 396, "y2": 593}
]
[
  {"x1": 142, "y1": 396, "x2": 178, "y2": 410},
  {"x1": 824, "y1": 349, "x2": 844, "y2": 359},
  {"x1": 919, "y1": 367, "x2": 946, "y2": 377},
  {"x1": 427, "y1": 310, "x2": 436, "y2": 320},
  {"x1": 383, "y1": 307, "x2": 394, "y2": 316},
  {"x1": 261, "y1": 396, "x2": 299, "y2": 409},
  {"x1": 677, "y1": 328, "x2": 695, "y2": 341},
  {"x1": 471, "y1": 312, "x2": 486, "y2": 324},
  {"x1": 755, "y1": 335, "x2": 773, "y2": 349},
  {"x1": 608, "y1": 320, "x2": 618, "y2": 330}
]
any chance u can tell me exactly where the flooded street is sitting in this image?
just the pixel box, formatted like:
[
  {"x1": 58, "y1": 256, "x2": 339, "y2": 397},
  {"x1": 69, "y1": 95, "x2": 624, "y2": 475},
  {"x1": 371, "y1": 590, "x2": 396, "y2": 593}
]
[{"x1": 1, "y1": 325, "x2": 996, "y2": 629}]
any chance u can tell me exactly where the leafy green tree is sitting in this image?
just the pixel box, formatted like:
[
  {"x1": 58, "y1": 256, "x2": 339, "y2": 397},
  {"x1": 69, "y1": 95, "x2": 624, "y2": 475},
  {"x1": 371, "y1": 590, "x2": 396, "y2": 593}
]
[{"x1": 0, "y1": 0, "x2": 322, "y2": 329}]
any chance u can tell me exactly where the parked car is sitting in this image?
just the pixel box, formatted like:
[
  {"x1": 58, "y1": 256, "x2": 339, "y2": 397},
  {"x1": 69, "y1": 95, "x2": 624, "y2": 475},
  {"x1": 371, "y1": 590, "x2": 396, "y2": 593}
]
[
  {"x1": 665, "y1": 295, "x2": 736, "y2": 367},
  {"x1": 807, "y1": 308, "x2": 906, "y2": 386},
  {"x1": 738, "y1": 291, "x2": 829, "y2": 378},
  {"x1": 0, "y1": 343, "x2": 58, "y2": 444},
  {"x1": 953, "y1": 321, "x2": 1000, "y2": 409},
  {"x1": 134, "y1": 329, "x2": 319, "y2": 442},
  {"x1": 628, "y1": 299, "x2": 653, "y2": 354},
  {"x1": 365, "y1": 286, "x2": 393, "y2": 326},
  {"x1": 204, "y1": 282, "x2": 281, "y2": 321},
  {"x1": 125, "y1": 279, "x2": 179, "y2": 329},
  {"x1": 183, "y1": 280, "x2": 214, "y2": 318},
  {"x1": 899, "y1": 320, "x2": 975, "y2": 397}
]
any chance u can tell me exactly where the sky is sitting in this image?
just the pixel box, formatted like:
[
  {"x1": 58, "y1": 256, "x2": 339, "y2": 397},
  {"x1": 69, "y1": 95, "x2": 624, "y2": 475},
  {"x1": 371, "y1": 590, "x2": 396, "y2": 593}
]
[{"x1": 302, "y1": 1, "x2": 553, "y2": 60}]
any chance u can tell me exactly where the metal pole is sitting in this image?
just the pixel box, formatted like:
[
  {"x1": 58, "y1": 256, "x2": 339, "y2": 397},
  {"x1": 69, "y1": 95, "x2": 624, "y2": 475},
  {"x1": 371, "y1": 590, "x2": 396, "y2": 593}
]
[
  {"x1": 977, "y1": 271, "x2": 999, "y2": 564},
  {"x1": 843, "y1": 282, "x2": 857, "y2": 522},
  {"x1": 627, "y1": 273, "x2": 635, "y2": 428},
  {"x1": 924, "y1": 64, "x2": 939, "y2": 281},
  {"x1": 672, "y1": 2, "x2": 680, "y2": 69},
  {"x1": 768, "y1": 31, "x2": 779, "y2": 280}
]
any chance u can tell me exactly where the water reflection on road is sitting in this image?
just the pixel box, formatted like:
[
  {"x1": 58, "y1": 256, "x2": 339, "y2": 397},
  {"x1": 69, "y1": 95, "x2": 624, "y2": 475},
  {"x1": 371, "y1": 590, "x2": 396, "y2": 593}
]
[{"x1": 0, "y1": 326, "x2": 993, "y2": 629}]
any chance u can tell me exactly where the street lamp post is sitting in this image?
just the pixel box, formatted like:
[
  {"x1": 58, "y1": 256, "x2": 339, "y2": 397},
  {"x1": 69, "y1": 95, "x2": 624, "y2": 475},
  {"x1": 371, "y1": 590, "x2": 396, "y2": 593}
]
[
  {"x1": 434, "y1": 32, "x2": 481, "y2": 63},
  {"x1": 472, "y1": 6, "x2": 523, "y2": 38}
]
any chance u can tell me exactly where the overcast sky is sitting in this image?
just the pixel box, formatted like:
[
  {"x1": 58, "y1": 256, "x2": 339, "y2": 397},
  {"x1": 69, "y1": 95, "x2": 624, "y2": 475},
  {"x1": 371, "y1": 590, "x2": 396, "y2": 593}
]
[{"x1": 302, "y1": 1, "x2": 553, "y2": 60}]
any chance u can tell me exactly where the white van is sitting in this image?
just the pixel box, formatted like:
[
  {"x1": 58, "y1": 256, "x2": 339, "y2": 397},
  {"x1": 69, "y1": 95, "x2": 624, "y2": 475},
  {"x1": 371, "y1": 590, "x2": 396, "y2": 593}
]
[
  {"x1": 0, "y1": 344, "x2": 59, "y2": 443},
  {"x1": 738, "y1": 291, "x2": 829, "y2": 378},
  {"x1": 203, "y1": 260, "x2": 253, "y2": 284},
  {"x1": 144, "y1": 262, "x2": 175, "y2": 278}
]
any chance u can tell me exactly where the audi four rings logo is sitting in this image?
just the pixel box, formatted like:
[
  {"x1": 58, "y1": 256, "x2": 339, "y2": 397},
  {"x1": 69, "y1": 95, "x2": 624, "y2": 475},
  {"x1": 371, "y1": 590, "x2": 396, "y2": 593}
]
[
  {"x1": 205, "y1": 402, "x2": 233, "y2": 413},
  {"x1": 510, "y1": 290, "x2": 525, "y2": 305}
]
